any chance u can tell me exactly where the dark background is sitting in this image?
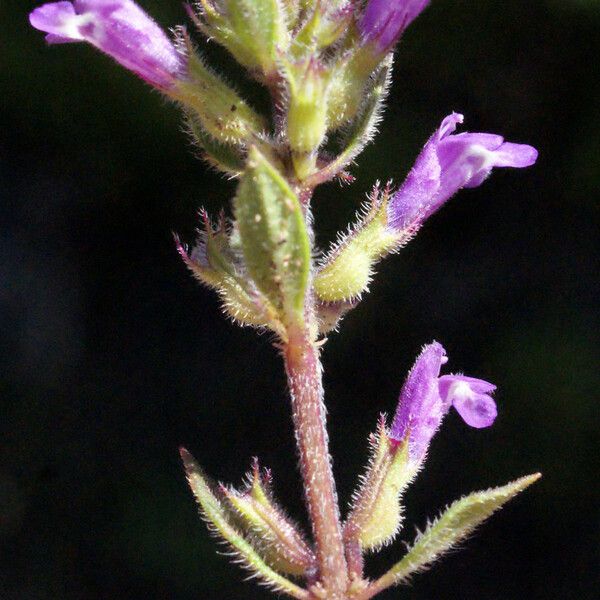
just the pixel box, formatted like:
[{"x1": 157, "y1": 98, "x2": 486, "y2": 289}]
[{"x1": 1, "y1": 1, "x2": 598, "y2": 598}]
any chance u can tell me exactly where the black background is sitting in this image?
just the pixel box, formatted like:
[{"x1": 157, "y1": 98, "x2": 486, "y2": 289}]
[{"x1": 1, "y1": 1, "x2": 598, "y2": 598}]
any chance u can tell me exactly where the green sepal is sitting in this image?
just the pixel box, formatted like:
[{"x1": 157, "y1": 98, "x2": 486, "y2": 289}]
[
  {"x1": 172, "y1": 37, "x2": 267, "y2": 145},
  {"x1": 314, "y1": 184, "x2": 403, "y2": 304},
  {"x1": 307, "y1": 56, "x2": 392, "y2": 186},
  {"x1": 176, "y1": 212, "x2": 285, "y2": 336},
  {"x1": 344, "y1": 418, "x2": 417, "y2": 553},
  {"x1": 292, "y1": 1, "x2": 353, "y2": 55},
  {"x1": 281, "y1": 0, "x2": 302, "y2": 31},
  {"x1": 234, "y1": 147, "x2": 311, "y2": 324},
  {"x1": 221, "y1": 460, "x2": 315, "y2": 576},
  {"x1": 316, "y1": 298, "x2": 357, "y2": 335},
  {"x1": 180, "y1": 449, "x2": 310, "y2": 599},
  {"x1": 326, "y1": 46, "x2": 386, "y2": 130},
  {"x1": 285, "y1": 57, "x2": 331, "y2": 155},
  {"x1": 371, "y1": 473, "x2": 542, "y2": 592},
  {"x1": 191, "y1": 1, "x2": 288, "y2": 79},
  {"x1": 186, "y1": 114, "x2": 246, "y2": 176}
]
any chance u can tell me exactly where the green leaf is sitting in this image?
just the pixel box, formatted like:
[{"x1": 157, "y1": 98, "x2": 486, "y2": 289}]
[
  {"x1": 180, "y1": 449, "x2": 310, "y2": 599},
  {"x1": 234, "y1": 147, "x2": 311, "y2": 324},
  {"x1": 368, "y1": 473, "x2": 541, "y2": 595}
]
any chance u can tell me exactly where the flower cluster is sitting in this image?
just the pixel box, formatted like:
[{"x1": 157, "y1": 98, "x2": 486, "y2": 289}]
[{"x1": 29, "y1": 1, "x2": 540, "y2": 599}]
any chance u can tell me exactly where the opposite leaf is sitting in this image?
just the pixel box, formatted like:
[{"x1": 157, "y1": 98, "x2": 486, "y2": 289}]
[
  {"x1": 180, "y1": 448, "x2": 310, "y2": 600},
  {"x1": 234, "y1": 147, "x2": 311, "y2": 325},
  {"x1": 367, "y1": 473, "x2": 541, "y2": 596}
]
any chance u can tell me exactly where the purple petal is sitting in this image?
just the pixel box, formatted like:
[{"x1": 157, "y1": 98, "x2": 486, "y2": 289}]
[
  {"x1": 387, "y1": 113, "x2": 538, "y2": 232},
  {"x1": 360, "y1": 0, "x2": 430, "y2": 53},
  {"x1": 29, "y1": 1, "x2": 185, "y2": 88},
  {"x1": 30, "y1": 1, "x2": 82, "y2": 42},
  {"x1": 390, "y1": 342, "x2": 448, "y2": 461},
  {"x1": 439, "y1": 375, "x2": 498, "y2": 428}
]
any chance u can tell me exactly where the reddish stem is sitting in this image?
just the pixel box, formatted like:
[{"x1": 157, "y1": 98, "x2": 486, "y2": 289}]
[{"x1": 284, "y1": 323, "x2": 348, "y2": 598}]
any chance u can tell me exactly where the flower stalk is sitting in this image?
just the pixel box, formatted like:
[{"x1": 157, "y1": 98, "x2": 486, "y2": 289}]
[{"x1": 30, "y1": 1, "x2": 541, "y2": 598}]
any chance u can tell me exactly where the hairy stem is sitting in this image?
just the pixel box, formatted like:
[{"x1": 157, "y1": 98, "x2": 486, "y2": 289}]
[{"x1": 284, "y1": 320, "x2": 348, "y2": 598}]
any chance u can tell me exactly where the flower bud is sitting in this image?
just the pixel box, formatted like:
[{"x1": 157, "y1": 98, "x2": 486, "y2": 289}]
[
  {"x1": 221, "y1": 461, "x2": 315, "y2": 576},
  {"x1": 359, "y1": 0, "x2": 430, "y2": 56},
  {"x1": 190, "y1": 0, "x2": 289, "y2": 80},
  {"x1": 285, "y1": 57, "x2": 332, "y2": 178}
]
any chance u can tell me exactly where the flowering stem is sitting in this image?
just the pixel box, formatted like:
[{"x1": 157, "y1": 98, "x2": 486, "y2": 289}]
[{"x1": 284, "y1": 318, "x2": 348, "y2": 597}]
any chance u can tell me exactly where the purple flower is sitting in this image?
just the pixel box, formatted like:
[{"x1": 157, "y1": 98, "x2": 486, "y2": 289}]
[
  {"x1": 29, "y1": 1, "x2": 185, "y2": 89},
  {"x1": 388, "y1": 113, "x2": 538, "y2": 232},
  {"x1": 360, "y1": 0, "x2": 430, "y2": 53},
  {"x1": 389, "y1": 342, "x2": 497, "y2": 462}
]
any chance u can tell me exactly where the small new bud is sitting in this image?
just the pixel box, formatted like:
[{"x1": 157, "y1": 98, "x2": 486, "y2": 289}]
[
  {"x1": 285, "y1": 57, "x2": 331, "y2": 177},
  {"x1": 292, "y1": 1, "x2": 353, "y2": 53},
  {"x1": 191, "y1": 0, "x2": 289, "y2": 80},
  {"x1": 222, "y1": 461, "x2": 316, "y2": 576}
]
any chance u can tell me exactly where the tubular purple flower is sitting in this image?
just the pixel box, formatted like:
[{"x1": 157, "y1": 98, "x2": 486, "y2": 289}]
[
  {"x1": 360, "y1": 0, "x2": 430, "y2": 54},
  {"x1": 388, "y1": 112, "x2": 538, "y2": 232},
  {"x1": 29, "y1": 0, "x2": 185, "y2": 89},
  {"x1": 389, "y1": 342, "x2": 497, "y2": 463}
]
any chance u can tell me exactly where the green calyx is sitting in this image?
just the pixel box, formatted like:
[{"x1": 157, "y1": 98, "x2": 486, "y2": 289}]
[
  {"x1": 192, "y1": 0, "x2": 289, "y2": 79},
  {"x1": 314, "y1": 186, "x2": 402, "y2": 304},
  {"x1": 173, "y1": 48, "x2": 267, "y2": 146},
  {"x1": 344, "y1": 421, "x2": 416, "y2": 552},
  {"x1": 222, "y1": 462, "x2": 315, "y2": 576}
]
